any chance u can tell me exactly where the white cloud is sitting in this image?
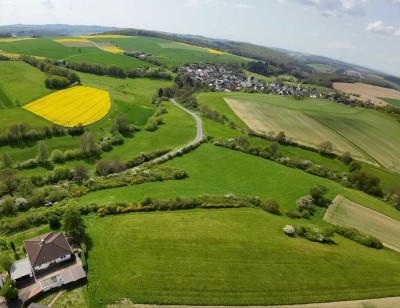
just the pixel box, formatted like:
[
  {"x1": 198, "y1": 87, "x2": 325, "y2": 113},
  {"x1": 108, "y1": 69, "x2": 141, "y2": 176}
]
[
  {"x1": 234, "y1": 3, "x2": 254, "y2": 9},
  {"x1": 366, "y1": 21, "x2": 400, "y2": 36},
  {"x1": 186, "y1": 0, "x2": 222, "y2": 7},
  {"x1": 282, "y1": 0, "x2": 367, "y2": 17},
  {"x1": 329, "y1": 41, "x2": 355, "y2": 49},
  {"x1": 41, "y1": 0, "x2": 54, "y2": 9}
]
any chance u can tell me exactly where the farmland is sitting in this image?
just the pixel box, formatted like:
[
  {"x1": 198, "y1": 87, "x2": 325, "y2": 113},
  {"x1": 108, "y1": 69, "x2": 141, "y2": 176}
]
[
  {"x1": 333, "y1": 82, "x2": 400, "y2": 106},
  {"x1": 1, "y1": 28, "x2": 400, "y2": 308},
  {"x1": 79, "y1": 144, "x2": 400, "y2": 221},
  {"x1": 85, "y1": 208, "x2": 400, "y2": 307},
  {"x1": 222, "y1": 93, "x2": 400, "y2": 173},
  {"x1": 324, "y1": 196, "x2": 400, "y2": 251},
  {"x1": 0, "y1": 61, "x2": 52, "y2": 106},
  {"x1": 85, "y1": 36, "x2": 250, "y2": 66},
  {"x1": 0, "y1": 38, "x2": 150, "y2": 69},
  {"x1": 24, "y1": 86, "x2": 111, "y2": 127}
]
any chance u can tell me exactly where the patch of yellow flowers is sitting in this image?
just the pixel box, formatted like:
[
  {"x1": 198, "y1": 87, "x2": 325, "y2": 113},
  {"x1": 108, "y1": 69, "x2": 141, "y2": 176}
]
[{"x1": 24, "y1": 86, "x2": 111, "y2": 127}]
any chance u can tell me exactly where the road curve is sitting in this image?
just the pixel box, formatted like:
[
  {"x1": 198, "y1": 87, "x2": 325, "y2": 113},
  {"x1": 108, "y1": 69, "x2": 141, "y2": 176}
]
[{"x1": 144, "y1": 98, "x2": 204, "y2": 165}]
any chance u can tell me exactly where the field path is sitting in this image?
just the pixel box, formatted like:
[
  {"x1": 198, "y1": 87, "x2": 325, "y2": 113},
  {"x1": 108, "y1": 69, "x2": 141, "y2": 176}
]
[
  {"x1": 118, "y1": 296, "x2": 400, "y2": 308},
  {"x1": 137, "y1": 98, "x2": 203, "y2": 165}
]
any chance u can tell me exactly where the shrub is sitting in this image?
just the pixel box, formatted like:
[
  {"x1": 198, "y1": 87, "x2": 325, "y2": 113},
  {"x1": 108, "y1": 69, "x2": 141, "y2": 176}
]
[
  {"x1": 260, "y1": 199, "x2": 281, "y2": 215},
  {"x1": 296, "y1": 226, "x2": 334, "y2": 243},
  {"x1": 50, "y1": 166, "x2": 71, "y2": 183},
  {"x1": 296, "y1": 195, "x2": 314, "y2": 211},
  {"x1": 19, "y1": 158, "x2": 38, "y2": 169},
  {"x1": 334, "y1": 226, "x2": 383, "y2": 249},
  {"x1": 0, "y1": 196, "x2": 15, "y2": 216},
  {"x1": 340, "y1": 152, "x2": 353, "y2": 165},
  {"x1": 15, "y1": 197, "x2": 29, "y2": 211},
  {"x1": 47, "y1": 213, "x2": 61, "y2": 230},
  {"x1": 282, "y1": 225, "x2": 296, "y2": 236},
  {"x1": 309, "y1": 185, "x2": 329, "y2": 207},
  {"x1": 285, "y1": 210, "x2": 302, "y2": 219},
  {"x1": 51, "y1": 149, "x2": 65, "y2": 163}
]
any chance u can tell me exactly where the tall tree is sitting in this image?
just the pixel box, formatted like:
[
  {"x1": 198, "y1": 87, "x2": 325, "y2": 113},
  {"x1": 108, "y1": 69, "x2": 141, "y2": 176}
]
[
  {"x1": 36, "y1": 140, "x2": 48, "y2": 164},
  {"x1": 0, "y1": 168, "x2": 18, "y2": 195},
  {"x1": 1, "y1": 153, "x2": 12, "y2": 169},
  {"x1": 80, "y1": 132, "x2": 97, "y2": 157},
  {"x1": 72, "y1": 165, "x2": 89, "y2": 184},
  {"x1": 62, "y1": 207, "x2": 86, "y2": 242}
]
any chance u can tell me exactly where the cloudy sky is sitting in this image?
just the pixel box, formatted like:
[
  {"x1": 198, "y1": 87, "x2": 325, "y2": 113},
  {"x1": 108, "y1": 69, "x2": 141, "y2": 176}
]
[{"x1": 1, "y1": 0, "x2": 399, "y2": 76}]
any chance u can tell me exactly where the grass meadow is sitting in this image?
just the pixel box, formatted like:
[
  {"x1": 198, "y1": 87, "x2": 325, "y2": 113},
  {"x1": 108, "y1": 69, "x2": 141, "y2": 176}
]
[
  {"x1": 379, "y1": 97, "x2": 400, "y2": 107},
  {"x1": 79, "y1": 144, "x2": 400, "y2": 221},
  {"x1": 0, "y1": 61, "x2": 52, "y2": 106},
  {"x1": 85, "y1": 208, "x2": 400, "y2": 307},
  {"x1": 0, "y1": 38, "x2": 151, "y2": 69},
  {"x1": 87, "y1": 36, "x2": 250, "y2": 66}
]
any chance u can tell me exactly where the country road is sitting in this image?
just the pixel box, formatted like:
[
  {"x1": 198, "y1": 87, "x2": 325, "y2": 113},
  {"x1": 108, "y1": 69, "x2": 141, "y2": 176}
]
[{"x1": 141, "y1": 98, "x2": 204, "y2": 165}]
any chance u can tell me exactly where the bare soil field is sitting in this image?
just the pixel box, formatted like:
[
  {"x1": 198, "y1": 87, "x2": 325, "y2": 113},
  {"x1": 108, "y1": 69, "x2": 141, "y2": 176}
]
[
  {"x1": 333, "y1": 82, "x2": 400, "y2": 106},
  {"x1": 324, "y1": 195, "x2": 400, "y2": 252}
]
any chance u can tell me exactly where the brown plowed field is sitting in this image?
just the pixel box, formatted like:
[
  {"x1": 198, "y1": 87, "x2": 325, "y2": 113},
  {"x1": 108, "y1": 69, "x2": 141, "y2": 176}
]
[{"x1": 333, "y1": 82, "x2": 400, "y2": 106}]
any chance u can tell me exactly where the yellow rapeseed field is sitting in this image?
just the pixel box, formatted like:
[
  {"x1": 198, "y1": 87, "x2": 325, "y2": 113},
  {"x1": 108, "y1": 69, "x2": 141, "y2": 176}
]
[
  {"x1": 54, "y1": 38, "x2": 91, "y2": 43},
  {"x1": 24, "y1": 86, "x2": 111, "y2": 127},
  {"x1": 79, "y1": 35, "x2": 131, "y2": 39},
  {"x1": 207, "y1": 48, "x2": 224, "y2": 55},
  {"x1": 103, "y1": 46, "x2": 124, "y2": 53},
  {"x1": 0, "y1": 37, "x2": 35, "y2": 43}
]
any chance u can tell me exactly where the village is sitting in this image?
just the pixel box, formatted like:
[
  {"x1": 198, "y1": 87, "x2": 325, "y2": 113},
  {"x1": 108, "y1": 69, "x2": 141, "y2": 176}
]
[{"x1": 181, "y1": 64, "x2": 375, "y2": 107}]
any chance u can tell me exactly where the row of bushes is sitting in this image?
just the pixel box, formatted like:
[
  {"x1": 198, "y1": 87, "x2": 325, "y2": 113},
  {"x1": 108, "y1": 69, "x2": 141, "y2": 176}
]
[
  {"x1": 66, "y1": 61, "x2": 172, "y2": 80},
  {"x1": 0, "y1": 193, "x2": 280, "y2": 234},
  {"x1": 0, "y1": 123, "x2": 66, "y2": 146},
  {"x1": 283, "y1": 224, "x2": 383, "y2": 249},
  {"x1": 20, "y1": 55, "x2": 80, "y2": 89}
]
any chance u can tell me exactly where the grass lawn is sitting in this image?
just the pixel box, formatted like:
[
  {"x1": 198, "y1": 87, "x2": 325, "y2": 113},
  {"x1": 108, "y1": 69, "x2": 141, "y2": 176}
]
[
  {"x1": 85, "y1": 208, "x2": 400, "y2": 307},
  {"x1": 0, "y1": 61, "x2": 52, "y2": 105}
]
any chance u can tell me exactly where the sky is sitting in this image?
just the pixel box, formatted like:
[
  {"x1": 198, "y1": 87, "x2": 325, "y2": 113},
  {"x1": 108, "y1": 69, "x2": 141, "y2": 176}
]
[{"x1": 0, "y1": 0, "x2": 399, "y2": 76}]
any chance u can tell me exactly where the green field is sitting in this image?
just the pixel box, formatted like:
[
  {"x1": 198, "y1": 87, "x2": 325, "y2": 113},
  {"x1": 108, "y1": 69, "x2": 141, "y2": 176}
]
[
  {"x1": 307, "y1": 63, "x2": 339, "y2": 73},
  {"x1": 85, "y1": 208, "x2": 400, "y2": 307},
  {"x1": 219, "y1": 93, "x2": 400, "y2": 173},
  {"x1": 379, "y1": 97, "x2": 400, "y2": 107},
  {"x1": 324, "y1": 196, "x2": 400, "y2": 251},
  {"x1": 0, "y1": 38, "x2": 151, "y2": 69},
  {"x1": 87, "y1": 36, "x2": 250, "y2": 66},
  {"x1": 0, "y1": 61, "x2": 52, "y2": 105},
  {"x1": 79, "y1": 144, "x2": 400, "y2": 221}
]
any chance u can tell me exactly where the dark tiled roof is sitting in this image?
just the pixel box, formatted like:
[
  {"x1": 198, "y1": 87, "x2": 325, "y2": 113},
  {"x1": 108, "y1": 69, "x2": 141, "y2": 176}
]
[{"x1": 24, "y1": 232, "x2": 72, "y2": 268}]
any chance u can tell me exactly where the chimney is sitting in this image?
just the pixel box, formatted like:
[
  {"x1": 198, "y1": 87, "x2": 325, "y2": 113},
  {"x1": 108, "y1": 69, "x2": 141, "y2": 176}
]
[{"x1": 40, "y1": 238, "x2": 45, "y2": 246}]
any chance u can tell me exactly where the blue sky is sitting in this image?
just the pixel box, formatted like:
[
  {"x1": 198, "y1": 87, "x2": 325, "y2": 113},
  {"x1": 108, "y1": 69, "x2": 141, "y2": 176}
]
[{"x1": 1, "y1": 0, "x2": 399, "y2": 76}]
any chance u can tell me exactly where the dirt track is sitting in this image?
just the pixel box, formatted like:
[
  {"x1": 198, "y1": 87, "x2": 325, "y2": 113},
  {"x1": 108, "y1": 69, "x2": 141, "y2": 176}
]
[{"x1": 108, "y1": 296, "x2": 400, "y2": 308}]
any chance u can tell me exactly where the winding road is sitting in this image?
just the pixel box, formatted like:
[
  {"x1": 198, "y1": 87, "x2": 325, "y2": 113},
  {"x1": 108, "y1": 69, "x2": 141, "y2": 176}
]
[{"x1": 142, "y1": 98, "x2": 204, "y2": 165}]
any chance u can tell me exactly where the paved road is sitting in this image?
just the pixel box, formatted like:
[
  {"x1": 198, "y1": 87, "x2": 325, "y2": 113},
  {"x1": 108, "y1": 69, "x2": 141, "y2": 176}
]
[{"x1": 140, "y1": 98, "x2": 203, "y2": 165}]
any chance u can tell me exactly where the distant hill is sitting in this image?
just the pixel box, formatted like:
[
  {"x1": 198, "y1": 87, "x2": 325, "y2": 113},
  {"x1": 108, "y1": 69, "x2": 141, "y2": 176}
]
[{"x1": 0, "y1": 24, "x2": 120, "y2": 38}]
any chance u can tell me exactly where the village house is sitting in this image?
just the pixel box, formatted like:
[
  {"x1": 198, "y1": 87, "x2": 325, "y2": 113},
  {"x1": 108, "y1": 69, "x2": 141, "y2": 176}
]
[{"x1": 9, "y1": 232, "x2": 86, "y2": 302}]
